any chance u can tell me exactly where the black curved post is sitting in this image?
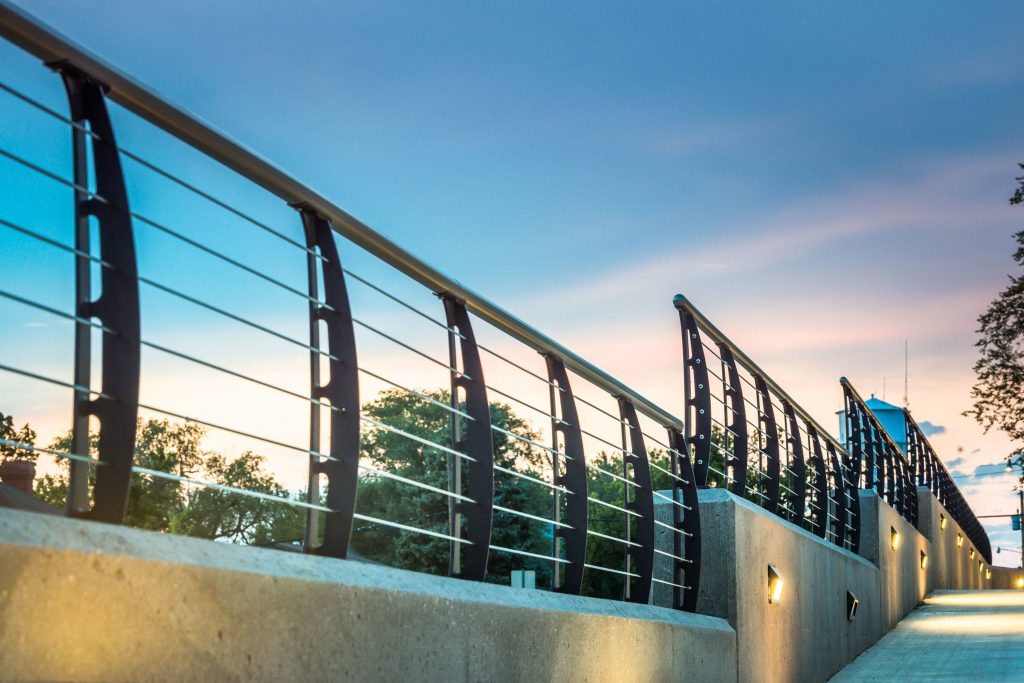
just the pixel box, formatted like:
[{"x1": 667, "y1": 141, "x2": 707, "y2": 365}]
[
  {"x1": 718, "y1": 344, "x2": 748, "y2": 497},
  {"x1": 873, "y1": 427, "x2": 886, "y2": 502},
  {"x1": 755, "y1": 375, "x2": 780, "y2": 514},
  {"x1": 805, "y1": 425, "x2": 828, "y2": 539},
  {"x1": 618, "y1": 398, "x2": 655, "y2": 604},
  {"x1": 57, "y1": 64, "x2": 140, "y2": 523},
  {"x1": 825, "y1": 440, "x2": 849, "y2": 549},
  {"x1": 677, "y1": 306, "x2": 712, "y2": 487},
  {"x1": 545, "y1": 356, "x2": 587, "y2": 595},
  {"x1": 783, "y1": 401, "x2": 807, "y2": 524},
  {"x1": 906, "y1": 416, "x2": 924, "y2": 487},
  {"x1": 668, "y1": 427, "x2": 701, "y2": 612},
  {"x1": 299, "y1": 209, "x2": 360, "y2": 558},
  {"x1": 878, "y1": 430, "x2": 894, "y2": 506},
  {"x1": 443, "y1": 297, "x2": 494, "y2": 581}
]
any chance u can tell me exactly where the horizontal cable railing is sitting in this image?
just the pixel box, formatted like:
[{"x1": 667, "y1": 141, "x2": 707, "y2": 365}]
[
  {"x1": 673, "y1": 294, "x2": 859, "y2": 552},
  {"x1": 0, "y1": 1, "x2": 701, "y2": 611},
  {"x1": 904, "y1": 408, "x2": 992, "y2": 563},
  {"x1": 840, "y1": 378, "x2": 919, "y2": 530}
]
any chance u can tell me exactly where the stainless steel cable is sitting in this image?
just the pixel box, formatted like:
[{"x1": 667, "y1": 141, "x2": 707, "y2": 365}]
[
  {"x1": 493, "y1": 504, "x2": 573, "y2": 529},
  {"x1": 0, "y1": 437, "x2": 101, "y2": 467},
  {"x1": 0, "y1": 363, "x2": 113, "y2": 400}
]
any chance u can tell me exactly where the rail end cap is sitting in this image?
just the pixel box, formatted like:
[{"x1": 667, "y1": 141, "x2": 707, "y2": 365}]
[{"x1": 672, "y1": 293, "x2": 688, "y2": 308}]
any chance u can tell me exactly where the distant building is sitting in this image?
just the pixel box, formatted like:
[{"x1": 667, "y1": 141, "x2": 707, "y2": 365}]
[{"x1": 837, "y1": 395, "x2": 907, "y2": 454}]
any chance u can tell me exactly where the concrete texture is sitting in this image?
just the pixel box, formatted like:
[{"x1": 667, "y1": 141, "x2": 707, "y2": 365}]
[
  {"x1": 989, "y1": 566, "x2": 1024, "y2": 589},
  {"x1": 0, "y1": 508, "x2": 736, "y2": 683},
  {"x1": 916, "y1": 488, "x2": 989, "y2": 591},
  {"x1": 858, "y1": 491, "x2": 930, "y2": 630},
  {"x1": 683, "y1": 489, "x2": 882, "y2": 683},
  {"x1": 831, "y1": 590, "x2": 1024, "y2": 682}
]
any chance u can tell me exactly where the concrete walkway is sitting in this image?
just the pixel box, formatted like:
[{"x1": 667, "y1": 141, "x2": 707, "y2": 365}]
[{"x1": 831, "y1": 590, "x2": 1024, "y2": 682}]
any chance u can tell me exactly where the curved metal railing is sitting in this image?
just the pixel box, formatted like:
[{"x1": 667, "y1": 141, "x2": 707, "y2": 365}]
[
  {"x1": 674, "y1": 295, "x2": 859, "y2": 553},
  {"x1": 0, "y1": 1, "x2": 699, "y2": 609},
  {"x1": 905, "y1": 408, "x2": 991, "y2": 562},
  {"x1": 840, "y1": 378, "x2": 918, "y2": 529}
]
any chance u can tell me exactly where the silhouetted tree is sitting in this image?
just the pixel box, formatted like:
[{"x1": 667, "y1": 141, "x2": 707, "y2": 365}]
[{"x1": 966, "y1": 164, "x2": 1024, "y2": 488}]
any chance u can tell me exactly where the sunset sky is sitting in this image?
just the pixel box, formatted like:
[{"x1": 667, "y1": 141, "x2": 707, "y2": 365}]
[{"x1": 2, "y1": 1, "x2": 1023, "y2": 564}]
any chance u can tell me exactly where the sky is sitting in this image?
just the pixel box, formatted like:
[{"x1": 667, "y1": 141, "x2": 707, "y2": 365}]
[{"x1": 1, "y1": 1, "x2": 1023, "y2": 564}]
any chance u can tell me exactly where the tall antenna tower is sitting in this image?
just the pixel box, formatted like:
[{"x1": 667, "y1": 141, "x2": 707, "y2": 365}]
[{"x1": 903, "y1": 339, "x2": 909, "y2": 408}]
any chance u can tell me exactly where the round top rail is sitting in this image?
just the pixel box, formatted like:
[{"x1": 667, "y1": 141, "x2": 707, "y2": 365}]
[
  {"x1": 674, "y1": 293, "x2": 844, "y2": 450},
  {"x1": 0, "y1": 0, "x2": 681, "y2": 431},
  {"x1": 839, "y1": 376, "x2": 912, "y2": 467}
]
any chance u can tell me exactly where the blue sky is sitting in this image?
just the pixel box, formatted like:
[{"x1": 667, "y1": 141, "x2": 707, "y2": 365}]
[{"x1": 2, "y1": 1, "x2": 1024, "y2": 562}]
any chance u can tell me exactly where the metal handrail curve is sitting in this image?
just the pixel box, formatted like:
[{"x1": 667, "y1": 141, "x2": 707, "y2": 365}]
[{"x1": 0, "y1": 0, "x2": 681, "y2": 432}]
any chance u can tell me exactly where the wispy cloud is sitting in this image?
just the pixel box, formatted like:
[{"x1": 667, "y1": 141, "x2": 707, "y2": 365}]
[{"x1": 919, "y1": 421, "x2": 946, "y2": 437}]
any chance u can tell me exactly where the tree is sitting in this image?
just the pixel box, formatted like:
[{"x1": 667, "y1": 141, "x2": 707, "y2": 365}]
[
  {"x1": 171, "y1": 451, "x2": 305, "y2": 544},
  {"x1": 967, "y1": 164, "x2": 1024, "y2": 488},
  {"x1": 34, "y1": 418, "x2": 303, "y2": 541},
  {"x1": 0, "y1": 411, "x2": 38, "y2": 462},
  {"x1": 351, "y1": 389, "x2": 553, "y2": 586}
]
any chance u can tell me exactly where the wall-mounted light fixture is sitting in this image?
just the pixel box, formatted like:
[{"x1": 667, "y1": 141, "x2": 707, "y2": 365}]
[
  {"x1": 920, "y1": 550, "x2": 928, "y2": 569},
  {"x1": 986, "y1": 569, "x2": 992, "y2": 580},
  {"x1": 957, "y1": 533, "x2": 964, "y2": 548},
  {"x1": 890, "y1": 526, "x2": 901, "y2": 551},
  {"x1": 1016, "y1": 577, "x2": 1024, "y2": 590},
  {"x1": 970, "y1": 547, "x2": 976, "y2": 560},
  {"x1": 768, "y1": 565, "x2": 784, "y2": 606},
  {"x1": 847, "y1": 591, "x2": 859, "y2": 621},
  {"x1": 978, "y1": 561, "x2": 984, "y2": 574},
  {"x1": 940, "y1": 514, "x2": 947, "y2": 530}
]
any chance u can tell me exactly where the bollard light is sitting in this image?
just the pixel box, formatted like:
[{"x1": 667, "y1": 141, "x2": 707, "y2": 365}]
[
  {"x1": 957, "y1": 533, "x2": 964, "y2": 548},
  {"x1": 768, "y1": 565, "x2": 784, "y2": 606},
  {"x1": 920, "y1": 550, "x2": 928, "y2": 569},
  {"x1": 890, "y1": 526, "x2": 901, "y2": 551},
  {"x1": 846, "y1": 591, "x2": 859, "y2": 621},
  {"x1": 940, "y1": 514, "x2": 947, "y2": 530}
]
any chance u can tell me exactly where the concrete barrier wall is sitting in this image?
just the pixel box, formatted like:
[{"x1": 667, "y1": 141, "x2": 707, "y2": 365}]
[
  {"x1": 916, "y1": 487, "x2": 990, "y2": 590},
  {"x1": 657, "y1": 487, "x2": 998, "y2": 683},
  {"x1": 665, "y1": 489, "x2": 882, "y2": 683},
  {"x1": 0, "y1": 508, "x2": 736, "y2": 683},
  {"x1": 2, "y1": 488, "x2": 1014, "y2": 683},
  {"x1": 858, "y1": 490, "x2": 930, "y2": 630},
  {"x1": 990, "y1": 566, "x2": 1024, "y2": 589}
]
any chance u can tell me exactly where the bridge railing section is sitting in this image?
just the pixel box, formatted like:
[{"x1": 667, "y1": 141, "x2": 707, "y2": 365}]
[
  {"x1": 841, "y1": 378, "x2": 919, "y2": 529},
  {"x1": 905, "y1": 409, "x2": 991, "y2": 563},
  {"x1": 673, "y1": 295, "x2": 858, "y2": 553},
  {"x1": 0, "y1": 2, "x2": 699, "y2": 610}
]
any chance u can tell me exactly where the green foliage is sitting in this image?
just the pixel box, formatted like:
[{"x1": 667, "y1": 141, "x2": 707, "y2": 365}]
[
  {"x1": 0, "y1": 411, "x2": 38, "y2": 462},
  {"x1": 581, "y1": 448, "x2": 675, "y2": 599},
  {"x1": 351, "y1": 389, "x2": 552, "y2": 586},
  {"x1": 967, "y1": 165, "x2": 1024, "y2": 488},
  {"x1": 34, "y1": 418, "x2": 303, "y2": 542},
  {"x1": 171, "y1": 451, "x2": 304, "y2": 544}
]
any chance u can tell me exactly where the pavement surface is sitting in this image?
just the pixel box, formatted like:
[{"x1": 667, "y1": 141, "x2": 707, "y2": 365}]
[{"x1": 831, "y1": 590, "x2": 1024, "y2": 682}]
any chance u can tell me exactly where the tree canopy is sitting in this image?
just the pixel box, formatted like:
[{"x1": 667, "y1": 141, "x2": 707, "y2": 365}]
[
  {"x1": 967, "y1": 164, "x2": 1024, "y2": 487},
  {"x1": 0, "y1": 412, "x2": 38, "y2": 462},
  {"x1": 33, "y1": 418, "x2": 305, "y2": 543}
]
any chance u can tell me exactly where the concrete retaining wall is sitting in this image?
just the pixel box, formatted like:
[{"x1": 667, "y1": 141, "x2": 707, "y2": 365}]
[
  {"x1": 858, "y1": 490, "x2": 930, "y2": 630},
  {"x1": 0, "y1": 508, "x2": 736, "y2": 683},
  {"x1": 669, "y1": 489, "x2": 882, "y2": 683},
  {"x1": 658, "y1": 487, "x2": 998, "y2": 683},
  {"x1": 916, "y1": 487, "x2": 989, "y2": 590},
  {"x1": 1, "y1": 486, "x2": 1013, "y2": 683},
  {"x1": 990, "y1": 566, "x2": 1024, "y2": 589}
]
